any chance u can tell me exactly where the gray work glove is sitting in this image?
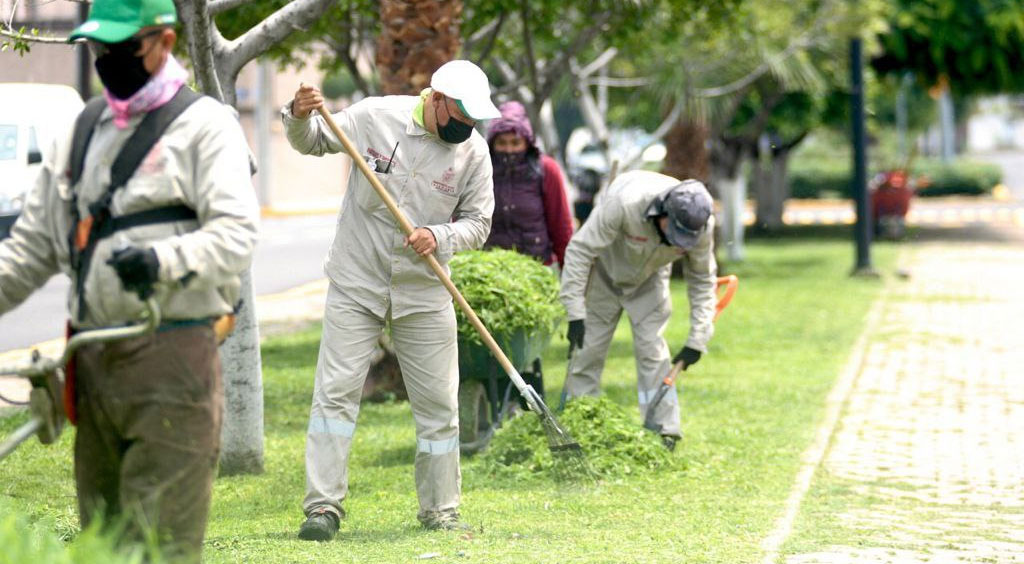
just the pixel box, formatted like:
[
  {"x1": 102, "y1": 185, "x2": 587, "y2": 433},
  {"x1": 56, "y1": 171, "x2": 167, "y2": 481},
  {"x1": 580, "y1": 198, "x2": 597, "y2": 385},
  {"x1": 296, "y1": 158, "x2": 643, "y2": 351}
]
[{"x1": 672, "y1": 346, "x2": 701, "y2": 368}]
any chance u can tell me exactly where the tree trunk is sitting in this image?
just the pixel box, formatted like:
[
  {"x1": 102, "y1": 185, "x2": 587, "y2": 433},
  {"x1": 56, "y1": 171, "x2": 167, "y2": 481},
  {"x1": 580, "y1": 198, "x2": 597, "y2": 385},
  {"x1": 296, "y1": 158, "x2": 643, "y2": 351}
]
[
  {"x1": 661, "y1": 118, "x2": 710, "y2": 184},
  {"x1": 710, "y1": 138, "x2": 747, "y2": 262},
  {"x1": 218, "y1": 271, "x2": 265, "y2": 475},
  {"x1": 377, "y1": 0, "x2": 462, "y2": 95},
  {"x1": 754, "y1": 148, "x2": 791, "y2": 232},
  {"x1": 754, "y1": 134, "x2": 793, "y2": 232}
]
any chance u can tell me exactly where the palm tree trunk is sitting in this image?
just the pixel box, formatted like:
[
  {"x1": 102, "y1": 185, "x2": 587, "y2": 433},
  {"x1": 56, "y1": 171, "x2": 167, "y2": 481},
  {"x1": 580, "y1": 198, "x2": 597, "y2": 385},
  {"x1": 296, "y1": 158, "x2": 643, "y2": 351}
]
[{"x1": 377, "y1": 0, "x2": 463, "y2": 95}]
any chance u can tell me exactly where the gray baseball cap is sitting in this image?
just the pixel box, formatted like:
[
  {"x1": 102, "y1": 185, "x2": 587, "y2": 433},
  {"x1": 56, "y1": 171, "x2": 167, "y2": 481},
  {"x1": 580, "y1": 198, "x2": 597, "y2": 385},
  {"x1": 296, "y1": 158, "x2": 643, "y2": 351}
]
[{"x1": 646, "y1": 180, "x2": 713, "y2": 249}]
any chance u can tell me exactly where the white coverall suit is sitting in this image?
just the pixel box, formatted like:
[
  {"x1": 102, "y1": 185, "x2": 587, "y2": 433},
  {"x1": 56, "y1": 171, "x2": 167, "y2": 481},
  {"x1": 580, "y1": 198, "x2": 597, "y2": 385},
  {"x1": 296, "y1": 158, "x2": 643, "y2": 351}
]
[
  {"x1": 559, "y1": 170, "x2": 717, "y2": 437},
  {"x1": 282, "y1": 94, "x2": 493, "y2": 522}
]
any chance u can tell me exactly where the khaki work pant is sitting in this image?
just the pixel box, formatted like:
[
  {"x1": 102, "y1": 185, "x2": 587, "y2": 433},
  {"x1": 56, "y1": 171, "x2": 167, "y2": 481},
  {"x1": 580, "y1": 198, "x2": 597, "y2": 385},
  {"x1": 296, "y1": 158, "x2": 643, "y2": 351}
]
[
  {"x1": 304, "y1": 283, "x2": 460, "y2": 521},
  {"x1": 565, "y1": 264, "x2": 681, "y2": 437},
  {"x1": 74, "y1": 324, "x2": 222, "y2": 564}
]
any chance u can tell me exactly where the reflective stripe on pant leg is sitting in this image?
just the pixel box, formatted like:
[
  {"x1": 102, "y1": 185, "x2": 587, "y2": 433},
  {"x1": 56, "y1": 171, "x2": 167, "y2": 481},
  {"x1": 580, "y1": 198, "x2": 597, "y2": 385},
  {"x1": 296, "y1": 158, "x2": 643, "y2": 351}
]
[
  {"x1": 624, "y1": 268, "x2": 679, "y2": 437},
  {"x1": 566, "y1": 268, "x2": 624, "y2": 400},
  {"x1": 390, "y1": 306, "x2": 461, "y2": 514},
  {"x1": 303, "y1": 285, "x2": 382, "y2": 516}
]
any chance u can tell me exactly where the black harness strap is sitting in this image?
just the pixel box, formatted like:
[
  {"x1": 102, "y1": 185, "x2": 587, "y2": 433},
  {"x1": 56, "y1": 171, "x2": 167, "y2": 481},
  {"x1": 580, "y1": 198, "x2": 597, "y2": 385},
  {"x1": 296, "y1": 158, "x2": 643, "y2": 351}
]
[
  {"x1": 70, "y1": 97, "x2": 107, "y2": 188},
  {"x1": 68, "y1": 87, "x2": 202, "y2": 321}
]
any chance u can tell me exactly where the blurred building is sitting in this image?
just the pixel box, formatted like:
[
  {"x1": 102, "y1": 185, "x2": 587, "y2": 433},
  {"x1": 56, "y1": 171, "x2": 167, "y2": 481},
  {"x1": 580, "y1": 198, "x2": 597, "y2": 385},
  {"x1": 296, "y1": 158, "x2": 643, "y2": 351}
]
[{"x1": 967, "y1": 96, "x2": 1024, "y2": 153}]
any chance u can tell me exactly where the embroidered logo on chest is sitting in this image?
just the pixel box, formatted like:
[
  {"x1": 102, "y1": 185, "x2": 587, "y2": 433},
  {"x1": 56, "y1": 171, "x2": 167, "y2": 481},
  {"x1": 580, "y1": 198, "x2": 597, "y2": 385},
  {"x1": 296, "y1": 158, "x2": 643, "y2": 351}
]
[{"x1": 433, "y1": 167, "x2": 457, "y2": 196}]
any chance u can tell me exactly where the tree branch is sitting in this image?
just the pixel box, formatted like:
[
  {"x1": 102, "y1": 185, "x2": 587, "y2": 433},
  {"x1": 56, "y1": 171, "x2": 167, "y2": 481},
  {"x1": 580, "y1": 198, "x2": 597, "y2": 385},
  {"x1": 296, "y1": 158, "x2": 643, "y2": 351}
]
[
  {"x1": 0, "y1": 26, "x2": 70, "y2": 43},
  {"x1": 469, "y1": 12, "x2": 504, "y2": 64},
  {"x1": 208, "y1": 0, "x2": 250, "y2": 16},
  {"x1": 535, "y1": 11, "x2": 611, "y2": 103},
  {"x1": 224, "y1": 0, "x2": 338, "y2": 79},
  {"x1": 583, "y1": 75, "x2": 651, "y2": 88},
  {"x1": 173, "y1": 0, "x2": 224, "y2": 100},
  {"x1": 577, "y1": 47, "x2": 617, "y2": 78},
  {"x1": 693, "y1": 38, "x2": 811, "y2": 98},
  {"x1": 518, "y1": 0, "x2": 540, "y2": 97}
]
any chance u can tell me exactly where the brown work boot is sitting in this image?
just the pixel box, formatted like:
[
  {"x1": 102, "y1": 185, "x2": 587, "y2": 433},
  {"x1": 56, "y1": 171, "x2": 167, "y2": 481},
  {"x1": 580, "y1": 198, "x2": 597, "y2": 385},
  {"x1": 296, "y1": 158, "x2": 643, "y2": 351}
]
[{"x1": 418, "y1": 509, "x2": 471, "y2": 531}]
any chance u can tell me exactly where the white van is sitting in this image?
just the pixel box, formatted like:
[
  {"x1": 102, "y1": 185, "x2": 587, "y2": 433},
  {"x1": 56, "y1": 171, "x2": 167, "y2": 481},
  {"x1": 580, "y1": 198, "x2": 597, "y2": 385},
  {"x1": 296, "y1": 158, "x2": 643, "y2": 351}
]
[{"x1": 0, "y1": 83, "x2": 85, "y2": 237}]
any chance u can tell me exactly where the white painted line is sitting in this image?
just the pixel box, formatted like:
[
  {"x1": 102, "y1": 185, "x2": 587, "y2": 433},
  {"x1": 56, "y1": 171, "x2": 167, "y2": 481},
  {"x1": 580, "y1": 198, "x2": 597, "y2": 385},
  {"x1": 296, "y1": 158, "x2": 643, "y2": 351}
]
[{"x1": 759, "y1": 277, "x2": 890, "y2": 564}]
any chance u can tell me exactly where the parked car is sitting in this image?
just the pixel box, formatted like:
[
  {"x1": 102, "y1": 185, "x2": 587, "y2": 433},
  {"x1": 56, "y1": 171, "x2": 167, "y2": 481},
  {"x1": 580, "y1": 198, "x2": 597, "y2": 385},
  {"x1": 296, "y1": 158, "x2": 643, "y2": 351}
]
[
  {"x1": 0, "y1": 83, "x2": 85, "y2": 239},
  {"x1": 564, "y1": 127, "x2": 666, "y2": 222}
]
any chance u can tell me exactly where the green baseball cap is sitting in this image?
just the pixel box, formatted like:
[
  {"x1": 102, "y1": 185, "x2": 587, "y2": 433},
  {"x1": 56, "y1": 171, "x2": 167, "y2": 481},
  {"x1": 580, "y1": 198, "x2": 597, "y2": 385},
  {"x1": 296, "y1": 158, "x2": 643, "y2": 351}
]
[{"x1": 68, "y1": 0, "x2": 177, "y2": 44}]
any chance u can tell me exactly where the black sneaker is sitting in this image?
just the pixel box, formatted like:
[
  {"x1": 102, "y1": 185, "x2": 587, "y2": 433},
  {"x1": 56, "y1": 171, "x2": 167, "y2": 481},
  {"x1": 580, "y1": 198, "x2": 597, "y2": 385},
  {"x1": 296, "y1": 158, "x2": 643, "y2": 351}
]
[
  {"x1": 298, "y1": 509, "x2": 340, "y2": 541},
  {"x1": 661, "y1": 435, "x2": 677, "y2": 451}
]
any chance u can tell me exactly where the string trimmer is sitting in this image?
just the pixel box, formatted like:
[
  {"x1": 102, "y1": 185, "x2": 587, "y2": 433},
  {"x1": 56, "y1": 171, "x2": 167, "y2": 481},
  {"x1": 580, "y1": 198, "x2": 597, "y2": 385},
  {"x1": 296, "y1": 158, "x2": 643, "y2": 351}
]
[
  {"x1": 643, "y1": 275, "x2": 738, "y2": 434},
  {"x1": 315, "y1": 107, "x2": 584, "y2": 459},
  {"x1": 0, "y1": 297, "x2": 161, "y2": 462}
]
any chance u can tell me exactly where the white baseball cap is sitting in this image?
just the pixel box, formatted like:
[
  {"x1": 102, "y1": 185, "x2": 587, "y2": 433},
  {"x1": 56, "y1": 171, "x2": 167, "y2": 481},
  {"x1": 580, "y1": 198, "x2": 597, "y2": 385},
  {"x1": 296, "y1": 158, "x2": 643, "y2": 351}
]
[{"x1": 430, "y1": 60, "x2": 501, "y2": 121}]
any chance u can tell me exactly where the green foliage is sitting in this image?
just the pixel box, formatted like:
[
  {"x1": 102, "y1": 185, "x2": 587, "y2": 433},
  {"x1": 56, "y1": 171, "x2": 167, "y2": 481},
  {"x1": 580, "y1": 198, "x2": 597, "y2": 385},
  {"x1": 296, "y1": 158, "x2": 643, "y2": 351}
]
[
  {"x1": 788, "y1": 158, "x2": 1002, "y2": 199},
  {"x1": 914, "y1": 161, "x2": 1003, "y2": 197},
  {"x1": 477, "y1": 396, "x2": 672, "y2": 480},
  {"x1": 873, "y1": 0, "x2": 1024, "y2": 94},
  {"x1": 1, "y1": 26, "x2": 38, "y2": 56},
  {"x1": 0, "y1": 503, "x2": 149, "y2": 564},
  {"x1": 449, "y1": 249, "x2": 562, "y2": 346}
]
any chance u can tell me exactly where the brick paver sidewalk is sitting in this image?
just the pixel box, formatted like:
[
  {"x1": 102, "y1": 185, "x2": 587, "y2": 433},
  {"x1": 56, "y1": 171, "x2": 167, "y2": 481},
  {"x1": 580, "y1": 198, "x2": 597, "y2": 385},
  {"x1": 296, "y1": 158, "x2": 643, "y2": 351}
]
[{"x1": 781, "y1": 238, "x2": 1024, "y2": 563}]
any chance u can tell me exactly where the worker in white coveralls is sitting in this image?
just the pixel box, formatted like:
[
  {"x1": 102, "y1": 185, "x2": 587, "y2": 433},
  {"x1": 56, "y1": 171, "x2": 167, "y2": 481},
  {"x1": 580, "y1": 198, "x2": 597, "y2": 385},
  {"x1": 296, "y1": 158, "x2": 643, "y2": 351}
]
[
  {"x1": 559, "y1": 170, "x2": 718, "y2": 452},
  {"x1": 281, "y1": 60, "x2": 500, "y2": 540}
]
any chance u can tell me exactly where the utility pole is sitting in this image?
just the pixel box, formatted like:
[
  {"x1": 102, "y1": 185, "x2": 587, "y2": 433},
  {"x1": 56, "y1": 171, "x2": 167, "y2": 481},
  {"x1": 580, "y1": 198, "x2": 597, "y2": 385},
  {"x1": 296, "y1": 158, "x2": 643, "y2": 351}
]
[
  {"x1": 76, "y1": 2, "x2": 92, "y2": 99},
  {"x1": 849, "y1": 35, "x2": 876, "y2": 277}
]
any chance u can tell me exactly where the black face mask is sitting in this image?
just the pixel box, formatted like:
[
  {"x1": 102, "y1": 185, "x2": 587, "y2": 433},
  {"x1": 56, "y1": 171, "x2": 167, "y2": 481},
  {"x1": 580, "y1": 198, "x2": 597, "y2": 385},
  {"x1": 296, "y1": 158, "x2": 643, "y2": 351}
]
[
  {"x1": 435, "y1": 100, "x2": 474, "y2": 144},
  {"x1": 497, "y1": 151, "x2": 527, "y2": 167},
  {"x1": 94, "y1": 40, "x2": 153, "y2": 99}
]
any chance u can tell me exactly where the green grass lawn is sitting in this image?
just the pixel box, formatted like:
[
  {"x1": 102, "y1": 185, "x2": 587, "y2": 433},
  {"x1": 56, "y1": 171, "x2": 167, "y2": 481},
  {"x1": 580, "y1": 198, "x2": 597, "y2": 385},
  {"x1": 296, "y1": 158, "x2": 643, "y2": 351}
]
[{"x1": 0, "y1": 230, "x2": 897, "y2": 563}]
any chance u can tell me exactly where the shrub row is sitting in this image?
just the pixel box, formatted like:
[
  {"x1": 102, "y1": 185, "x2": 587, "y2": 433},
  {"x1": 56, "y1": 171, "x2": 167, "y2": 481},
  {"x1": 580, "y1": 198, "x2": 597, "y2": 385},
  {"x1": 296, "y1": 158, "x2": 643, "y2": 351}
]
[{"x1": 788, "y1": 158, "x2": 1002, "y2": 199}]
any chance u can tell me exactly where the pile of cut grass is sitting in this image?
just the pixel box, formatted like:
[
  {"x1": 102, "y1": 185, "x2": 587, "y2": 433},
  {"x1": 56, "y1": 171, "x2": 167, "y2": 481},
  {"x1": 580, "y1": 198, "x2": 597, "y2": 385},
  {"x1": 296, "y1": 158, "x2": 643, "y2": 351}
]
[{"x1": 477, "y1": 396, "x2": 672, "y2": 480}]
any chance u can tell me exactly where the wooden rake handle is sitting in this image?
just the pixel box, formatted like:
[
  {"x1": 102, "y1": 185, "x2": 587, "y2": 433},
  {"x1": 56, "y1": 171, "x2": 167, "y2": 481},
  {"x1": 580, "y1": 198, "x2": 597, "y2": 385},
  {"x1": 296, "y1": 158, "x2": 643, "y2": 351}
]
[{"x1": 314, "y1": 107, "x2": 534, "y2": 400}]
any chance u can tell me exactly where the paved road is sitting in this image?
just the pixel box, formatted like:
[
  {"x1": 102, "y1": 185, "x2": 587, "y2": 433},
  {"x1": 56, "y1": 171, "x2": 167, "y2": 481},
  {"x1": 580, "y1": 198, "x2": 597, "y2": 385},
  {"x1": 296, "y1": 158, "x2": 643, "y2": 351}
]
[{"x1": 0, "y1": 212, "x2": 337, "y2": 352}]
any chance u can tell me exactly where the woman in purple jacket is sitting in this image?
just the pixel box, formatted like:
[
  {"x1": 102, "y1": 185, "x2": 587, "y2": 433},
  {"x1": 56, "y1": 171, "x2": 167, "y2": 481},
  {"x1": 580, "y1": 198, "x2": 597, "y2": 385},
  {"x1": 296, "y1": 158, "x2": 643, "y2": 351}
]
[{"x1": 485, "y1": 101, "x2": 573, "y2": 267}]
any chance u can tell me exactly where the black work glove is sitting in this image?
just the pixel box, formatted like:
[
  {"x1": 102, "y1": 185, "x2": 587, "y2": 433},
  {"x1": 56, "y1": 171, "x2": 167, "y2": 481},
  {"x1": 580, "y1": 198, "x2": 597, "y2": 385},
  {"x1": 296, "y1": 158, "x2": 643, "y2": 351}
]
[
  {"x1": 107, "y1": 247, "x2": 160, "y2": 299},
  {"x1": 566, "y1": 319, "x2": 585, "y2": 351},
  {"x1": 673, "y1": 346, "x2": 701, "y2": 368}
]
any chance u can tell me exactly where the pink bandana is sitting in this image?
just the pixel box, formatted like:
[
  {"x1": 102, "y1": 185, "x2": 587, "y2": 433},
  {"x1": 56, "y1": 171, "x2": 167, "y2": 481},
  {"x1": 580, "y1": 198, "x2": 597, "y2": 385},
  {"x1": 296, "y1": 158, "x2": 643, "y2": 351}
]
[{"x1": 104, "y1": 55, "x2": 189, "y2": 129}]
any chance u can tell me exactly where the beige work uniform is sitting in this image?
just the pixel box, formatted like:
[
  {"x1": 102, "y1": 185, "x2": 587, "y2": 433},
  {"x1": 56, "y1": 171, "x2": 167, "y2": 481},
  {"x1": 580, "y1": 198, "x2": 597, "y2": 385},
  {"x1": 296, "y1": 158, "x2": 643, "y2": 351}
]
[
  {"x1": 0, "y1": 96, "x2": 259, "y2": 326},
  {"x1": 0, "y1": 89, "x2": 259, "y2": 563},
  {"x1": 281, "y1": 95, "x2": 493, "y2": 521},
  {"x1": 559, "y1": 170, "x2": 717, "y2": 437}
]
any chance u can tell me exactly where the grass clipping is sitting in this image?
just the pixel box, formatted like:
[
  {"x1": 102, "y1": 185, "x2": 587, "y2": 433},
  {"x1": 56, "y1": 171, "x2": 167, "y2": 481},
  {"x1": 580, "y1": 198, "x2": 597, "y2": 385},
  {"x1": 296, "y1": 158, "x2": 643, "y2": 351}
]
[{"x1": 477, "y1": 396, "x2": 673, "y2": 480}]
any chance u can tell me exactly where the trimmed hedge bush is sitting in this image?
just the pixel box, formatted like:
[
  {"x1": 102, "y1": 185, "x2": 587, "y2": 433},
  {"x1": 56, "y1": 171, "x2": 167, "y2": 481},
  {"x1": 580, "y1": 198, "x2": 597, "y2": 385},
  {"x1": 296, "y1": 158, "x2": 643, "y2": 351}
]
[{"x1": 789, "y1": 158, "x2": 1002, "y2": 199}]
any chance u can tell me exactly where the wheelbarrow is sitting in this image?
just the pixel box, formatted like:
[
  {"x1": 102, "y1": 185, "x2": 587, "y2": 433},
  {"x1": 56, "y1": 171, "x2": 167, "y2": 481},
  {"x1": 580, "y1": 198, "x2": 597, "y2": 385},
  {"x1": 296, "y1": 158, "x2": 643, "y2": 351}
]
[{"x1": 457, "y1": 326, "x2": 554, "y2": 454}]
